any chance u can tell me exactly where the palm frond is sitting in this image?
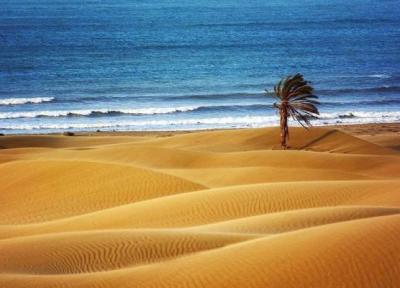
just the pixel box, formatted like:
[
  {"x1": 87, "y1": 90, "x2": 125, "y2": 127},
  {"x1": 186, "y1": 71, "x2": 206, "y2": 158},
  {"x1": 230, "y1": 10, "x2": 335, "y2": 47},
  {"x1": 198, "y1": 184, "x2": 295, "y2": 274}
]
[
  {"x1": 268, "y1": 74, "x2": 320, "y2": 148},
  {"x1": 271, "y1": 74, "x2": 320, "y2": 127}
]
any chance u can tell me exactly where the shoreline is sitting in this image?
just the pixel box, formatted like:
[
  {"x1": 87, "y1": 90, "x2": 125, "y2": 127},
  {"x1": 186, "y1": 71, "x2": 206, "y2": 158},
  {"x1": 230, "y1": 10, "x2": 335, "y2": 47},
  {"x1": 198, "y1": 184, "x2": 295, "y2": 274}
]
[
  {"x1": 2, "y1": 122, "x2": 399, "y2": 152},
  {"x1": 2, "y1": 122, "x2": 399, "y2": 137}
]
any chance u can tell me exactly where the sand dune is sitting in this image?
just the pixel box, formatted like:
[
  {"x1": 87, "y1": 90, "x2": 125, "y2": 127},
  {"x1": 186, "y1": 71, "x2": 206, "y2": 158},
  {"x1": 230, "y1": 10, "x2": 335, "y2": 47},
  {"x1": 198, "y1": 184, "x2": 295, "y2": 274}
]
[
  {"x1": 1, "y1": 215, "x2": 399, "y2": 288},
  {"x1": 1, "y1": 180, "x2": 399, "y2": 240},
  {"x1": 150, "y1": 126, "x2": 395, "y2": 154},
  {"x1": 189, "y1": 205, "x2": 400, "y2": 234},
  {"x1": 0, "y1": 230, "x2": 254, "y2": 274},
  {"x1": 0, "y1": 134, "x2": 142, "y2": 149},
  {"x1": 0, "y1": 126, "x2": 399, "y2": 287},
  {"x1": 0, "y1": 160, "x2": 204, "y2": 224}
]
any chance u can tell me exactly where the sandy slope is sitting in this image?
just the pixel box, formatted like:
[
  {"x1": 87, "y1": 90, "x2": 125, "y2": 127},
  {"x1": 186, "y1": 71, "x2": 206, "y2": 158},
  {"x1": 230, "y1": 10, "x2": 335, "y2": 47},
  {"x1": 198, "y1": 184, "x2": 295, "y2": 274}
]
[{"x1": 0, "y1": 126, "x2": 399, "y2": 287}]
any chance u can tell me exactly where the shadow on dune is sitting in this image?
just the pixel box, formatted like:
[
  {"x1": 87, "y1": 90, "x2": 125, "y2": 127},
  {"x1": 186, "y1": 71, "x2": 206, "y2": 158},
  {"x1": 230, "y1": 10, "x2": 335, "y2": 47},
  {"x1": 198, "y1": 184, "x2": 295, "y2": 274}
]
[{"x1": 298, "y1": 130, "x2": 338, "y2": 150}]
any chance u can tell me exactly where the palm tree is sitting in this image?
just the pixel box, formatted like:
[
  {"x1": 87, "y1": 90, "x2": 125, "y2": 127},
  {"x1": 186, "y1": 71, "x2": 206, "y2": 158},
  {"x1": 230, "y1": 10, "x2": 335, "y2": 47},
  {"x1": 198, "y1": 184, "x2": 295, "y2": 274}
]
[{"x1": 266, "y1": 73, "x2": 320, "y2": 149}]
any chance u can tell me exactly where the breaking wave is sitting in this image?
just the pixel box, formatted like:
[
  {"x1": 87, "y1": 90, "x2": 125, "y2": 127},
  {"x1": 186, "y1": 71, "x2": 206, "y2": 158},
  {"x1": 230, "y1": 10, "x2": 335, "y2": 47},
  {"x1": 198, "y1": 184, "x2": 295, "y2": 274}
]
[{"x1": 0, "y1": 97, "x2": 55, "y2": 106}]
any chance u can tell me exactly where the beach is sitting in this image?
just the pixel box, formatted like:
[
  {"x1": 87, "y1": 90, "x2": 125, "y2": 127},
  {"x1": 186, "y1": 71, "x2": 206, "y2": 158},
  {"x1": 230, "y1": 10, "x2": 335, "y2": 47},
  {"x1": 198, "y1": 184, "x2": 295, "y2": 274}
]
[{"x1": 1, "y1": 123, "x2": 399, "y2": 287}]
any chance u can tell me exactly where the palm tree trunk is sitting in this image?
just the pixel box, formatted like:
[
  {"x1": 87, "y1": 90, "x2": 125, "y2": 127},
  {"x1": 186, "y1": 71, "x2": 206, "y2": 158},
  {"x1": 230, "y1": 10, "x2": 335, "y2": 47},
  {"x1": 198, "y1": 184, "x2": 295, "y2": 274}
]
[{"x1": 280, "y1": 105, "x2": 288, "y2": 149}]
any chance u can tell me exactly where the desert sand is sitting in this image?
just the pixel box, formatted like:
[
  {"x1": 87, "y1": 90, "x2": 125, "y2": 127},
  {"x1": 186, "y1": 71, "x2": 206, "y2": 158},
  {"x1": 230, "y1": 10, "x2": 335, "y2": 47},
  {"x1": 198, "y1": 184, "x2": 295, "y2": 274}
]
[{"x1": 0, "y1": 124, "x2": 399, "y2": 288}]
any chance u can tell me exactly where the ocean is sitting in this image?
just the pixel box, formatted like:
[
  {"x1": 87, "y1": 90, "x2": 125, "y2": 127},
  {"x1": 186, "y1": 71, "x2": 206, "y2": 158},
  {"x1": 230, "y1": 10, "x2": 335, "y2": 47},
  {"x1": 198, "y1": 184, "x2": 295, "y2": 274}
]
[{"x1": 1, "y1": 0, "x2": 399, "y2": 134}]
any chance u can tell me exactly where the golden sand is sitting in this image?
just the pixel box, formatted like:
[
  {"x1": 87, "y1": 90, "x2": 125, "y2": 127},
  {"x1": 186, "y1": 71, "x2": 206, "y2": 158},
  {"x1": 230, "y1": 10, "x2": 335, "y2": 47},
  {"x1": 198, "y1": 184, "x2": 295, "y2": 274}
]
[{"x1": 0, "y1": 125, "x2": 399, "y2": 287}]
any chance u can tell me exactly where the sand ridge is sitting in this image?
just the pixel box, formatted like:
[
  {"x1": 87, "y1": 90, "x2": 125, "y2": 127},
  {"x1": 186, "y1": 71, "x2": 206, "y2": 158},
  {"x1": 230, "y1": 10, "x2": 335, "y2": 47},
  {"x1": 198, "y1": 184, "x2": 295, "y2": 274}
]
[{"x1": 0, "y1": 126, "x2": 399, "y2": 287}]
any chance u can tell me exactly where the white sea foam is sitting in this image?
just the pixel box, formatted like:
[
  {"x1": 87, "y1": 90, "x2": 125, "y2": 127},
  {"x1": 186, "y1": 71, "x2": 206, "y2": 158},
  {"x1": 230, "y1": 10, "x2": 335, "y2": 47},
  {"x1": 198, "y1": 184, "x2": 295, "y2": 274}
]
[
  {"x1": 369, "y1": 74, "x2": 391, "y2": 79},
  {"x1": 1, "y1": 103, "x2": 400, "y2": 132},
  {"x1": 0, "y1": 116, "x2": 278, "y2": 130},
  {"x1": 0, "y1": 106, "x2": 200, "y2": 119},
  {"x1": 335, "y1": 74, "x2": 392, "y2": 79},
  {"x1": 3, "y1": 112, "x2": 400, "y2": 132},
  {"x1": 319, "y1": 111, "x2": 400, "y2": 119},
  {"x1": 0, "y1": 97, "x2": 55, "y2": 105}
]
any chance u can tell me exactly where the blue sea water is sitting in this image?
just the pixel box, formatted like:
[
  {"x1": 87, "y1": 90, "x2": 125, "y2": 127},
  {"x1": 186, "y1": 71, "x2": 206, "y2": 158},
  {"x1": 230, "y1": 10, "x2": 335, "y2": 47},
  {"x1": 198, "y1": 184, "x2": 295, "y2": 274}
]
[{"x1": 0, "y1": 0, "x2": 399, "y2": 133}]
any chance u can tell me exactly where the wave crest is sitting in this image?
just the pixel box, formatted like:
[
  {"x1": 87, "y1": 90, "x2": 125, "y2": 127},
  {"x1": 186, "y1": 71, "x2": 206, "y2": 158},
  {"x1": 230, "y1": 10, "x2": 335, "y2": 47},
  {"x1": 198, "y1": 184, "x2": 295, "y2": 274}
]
[
  {"x1": 0, "y1": 106, "x2": 199, "y2": 119},
  {"x1": 0, "y1": 97, "x2": 55, "y2": 106},
  {"x1": 2, "y1": 111, "x2": 400, "y2": 132}
]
